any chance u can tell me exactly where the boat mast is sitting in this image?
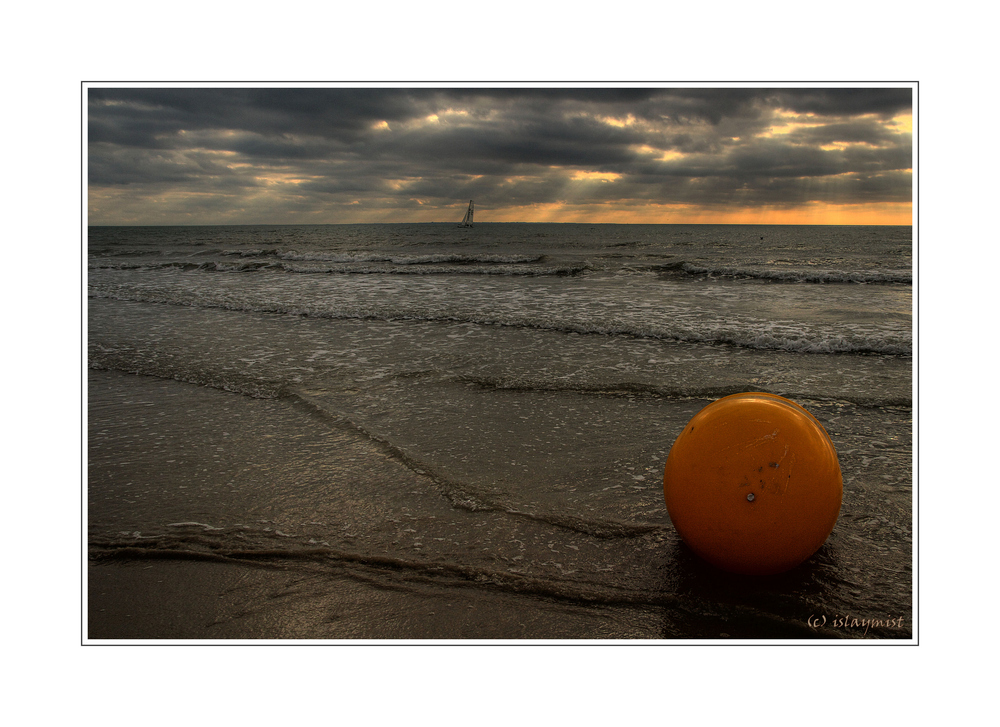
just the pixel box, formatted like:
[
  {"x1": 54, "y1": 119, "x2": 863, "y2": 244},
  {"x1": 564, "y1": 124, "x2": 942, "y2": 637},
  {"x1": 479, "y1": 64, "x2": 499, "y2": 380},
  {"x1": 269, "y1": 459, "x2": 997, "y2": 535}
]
[{"x1": 458, "y1": 200, "x2": 474, "y2": 227}]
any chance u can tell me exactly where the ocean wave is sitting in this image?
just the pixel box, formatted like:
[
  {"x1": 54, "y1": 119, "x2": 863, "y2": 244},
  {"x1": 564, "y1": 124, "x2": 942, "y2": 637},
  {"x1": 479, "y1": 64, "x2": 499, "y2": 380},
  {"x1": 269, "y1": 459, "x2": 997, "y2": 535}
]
[
  {"x1": 457, "y1": 375, "x2": 912, "y2": 408},
  {"x1": 88, "y1": 285, "x2": 912, "y2": 356},
  {"x1": 275, "y1": 262, "x2": 586, "y2": 276},
  {"x1": 86, "y1": 341, "x2": 911, "y2": 410},
  {"x1": 664, "y1": 262, "x2": 912, "y2": 285},
  {"x1": 88, "y1": 262, "x2": 149, "y2": 270},
  {"x1": 89, "y1": 258, "x2": 584, "y2": 276},
  {"x1": 88, "y1": 344, "x2": 285, "y2": 399},
  {"x1": 89, "y1": 260, "x2": 272, "y2": 272},
  {"x1": 88, "y1": 248, "x2": 166, "y2": 258},
  {"x1": 284, "y1": 251, "x2": 545, "y2": 265},
  {"x1": 221, "y1": 248, "x2": 279, "y2": 258},
  {"x1": 223, "y1": 249, "x2": 545, "y2": 265}
]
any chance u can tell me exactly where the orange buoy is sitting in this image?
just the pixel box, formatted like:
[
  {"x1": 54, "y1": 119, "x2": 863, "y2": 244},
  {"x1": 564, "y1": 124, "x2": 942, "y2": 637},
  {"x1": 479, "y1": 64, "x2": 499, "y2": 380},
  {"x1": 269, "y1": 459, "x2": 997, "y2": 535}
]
[{"x1": 663, "y1": 392, "x2": 842, "y2": 575}]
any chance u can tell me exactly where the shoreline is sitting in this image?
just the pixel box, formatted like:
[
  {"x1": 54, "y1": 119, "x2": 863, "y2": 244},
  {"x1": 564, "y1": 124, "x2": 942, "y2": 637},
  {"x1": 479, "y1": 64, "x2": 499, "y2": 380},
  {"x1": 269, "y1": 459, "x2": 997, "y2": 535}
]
[{"x1": 87, "y1": 558, "x2": 673, "y2": 640}]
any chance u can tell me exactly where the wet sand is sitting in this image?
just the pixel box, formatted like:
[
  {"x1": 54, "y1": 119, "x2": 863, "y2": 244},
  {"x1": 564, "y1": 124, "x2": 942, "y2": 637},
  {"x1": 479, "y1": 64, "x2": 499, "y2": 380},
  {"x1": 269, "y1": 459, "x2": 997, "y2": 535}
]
[
  {"x1": 87, "y1": 366, "x2": 912, "y2": 642},
  {"x1": 88, "y1": 559, "x2": 669, "y2": 640}
]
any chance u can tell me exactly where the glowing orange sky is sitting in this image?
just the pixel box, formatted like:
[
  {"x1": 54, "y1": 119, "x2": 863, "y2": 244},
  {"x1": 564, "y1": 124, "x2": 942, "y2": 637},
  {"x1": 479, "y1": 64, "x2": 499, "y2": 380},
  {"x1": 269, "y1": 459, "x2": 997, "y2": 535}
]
[{"x1": 408, "y1": 200, "x2": 913, "y2": 226}]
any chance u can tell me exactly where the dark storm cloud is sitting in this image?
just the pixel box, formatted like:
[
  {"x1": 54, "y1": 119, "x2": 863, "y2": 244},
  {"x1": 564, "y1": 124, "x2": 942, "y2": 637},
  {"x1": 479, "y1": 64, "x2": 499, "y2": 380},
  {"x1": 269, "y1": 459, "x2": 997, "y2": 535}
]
[
  {"x1": 88, "y1": 86, "x2": 912, "y2": 223},
  {"x1": 768, "y1": 88, "x2": 912, "y2": 117},
  {"x1": 89, "y1": 87, "x2": 415, "y2": 140}
]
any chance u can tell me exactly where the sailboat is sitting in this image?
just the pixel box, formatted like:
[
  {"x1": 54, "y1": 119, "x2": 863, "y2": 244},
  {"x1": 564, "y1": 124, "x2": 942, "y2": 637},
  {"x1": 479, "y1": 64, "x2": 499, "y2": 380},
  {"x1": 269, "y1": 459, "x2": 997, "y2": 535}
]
[{"x1": 457, "y1": 200, "x2": 474, "y2": 228}]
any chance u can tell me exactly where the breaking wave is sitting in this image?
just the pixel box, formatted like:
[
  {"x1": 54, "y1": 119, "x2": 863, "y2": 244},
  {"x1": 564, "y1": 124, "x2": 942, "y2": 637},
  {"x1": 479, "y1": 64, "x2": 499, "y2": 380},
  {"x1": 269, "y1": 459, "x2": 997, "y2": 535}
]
[{"x1": 661, "y1": 261, "x2": 911, "y2": 285}]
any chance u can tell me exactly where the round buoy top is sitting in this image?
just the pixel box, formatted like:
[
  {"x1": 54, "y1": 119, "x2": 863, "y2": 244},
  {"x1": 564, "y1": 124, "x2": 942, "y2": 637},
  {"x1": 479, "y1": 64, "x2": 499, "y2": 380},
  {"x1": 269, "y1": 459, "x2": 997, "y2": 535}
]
[{"x1": 663, "y1": 392, "x2": 842, "y2": 575}]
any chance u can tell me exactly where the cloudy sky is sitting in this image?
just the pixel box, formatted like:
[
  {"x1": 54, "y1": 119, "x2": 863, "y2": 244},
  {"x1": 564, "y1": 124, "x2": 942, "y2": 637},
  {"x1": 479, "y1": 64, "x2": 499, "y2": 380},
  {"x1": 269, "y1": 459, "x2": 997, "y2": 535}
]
[{"x1": 87, "y1": 85, "x2": 913, "y2": 225}]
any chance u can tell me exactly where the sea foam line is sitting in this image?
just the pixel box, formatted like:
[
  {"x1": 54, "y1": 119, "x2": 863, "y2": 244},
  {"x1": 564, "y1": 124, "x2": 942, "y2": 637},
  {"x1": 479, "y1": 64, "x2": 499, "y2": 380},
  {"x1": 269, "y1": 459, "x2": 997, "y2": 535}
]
[
  {"x1": 285, "y1": 388, "x2": 661, "y2": 539},
  {"x1": 88, "y1": 285, "x2": 912, "y2": 356},
  {"x1": 86, "y1": 538, "x2": 856, "y2": 635}
]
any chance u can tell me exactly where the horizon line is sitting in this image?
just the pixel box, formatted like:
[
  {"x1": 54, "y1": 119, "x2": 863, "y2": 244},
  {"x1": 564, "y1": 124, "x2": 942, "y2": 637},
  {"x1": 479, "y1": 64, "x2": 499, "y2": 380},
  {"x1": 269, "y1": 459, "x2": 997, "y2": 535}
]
[{"x1": 86, "y1": 220, "x2": 912, "y2": 227}]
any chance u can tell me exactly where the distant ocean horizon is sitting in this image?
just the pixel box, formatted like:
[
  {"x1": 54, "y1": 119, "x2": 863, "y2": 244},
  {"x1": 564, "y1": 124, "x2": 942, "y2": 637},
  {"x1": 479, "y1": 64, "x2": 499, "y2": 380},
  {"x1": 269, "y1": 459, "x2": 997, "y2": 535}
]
[{"x1": 88, "y1": 220, "x2": 912, "y2": 226}]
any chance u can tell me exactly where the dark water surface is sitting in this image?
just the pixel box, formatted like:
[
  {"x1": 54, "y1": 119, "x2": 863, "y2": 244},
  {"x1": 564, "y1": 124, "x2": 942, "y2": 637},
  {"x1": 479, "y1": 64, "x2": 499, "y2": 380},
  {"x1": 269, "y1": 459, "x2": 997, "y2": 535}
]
[{"x1": 87, "y1": 224, "x2": 913, "y2": 640}]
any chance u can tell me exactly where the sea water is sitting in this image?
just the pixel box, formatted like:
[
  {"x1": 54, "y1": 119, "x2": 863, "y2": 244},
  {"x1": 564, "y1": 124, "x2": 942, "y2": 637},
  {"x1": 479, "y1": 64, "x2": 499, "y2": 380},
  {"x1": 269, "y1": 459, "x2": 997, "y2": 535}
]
[{"x1": 87, "y1": 223, "x2": 913, "y2": 639}]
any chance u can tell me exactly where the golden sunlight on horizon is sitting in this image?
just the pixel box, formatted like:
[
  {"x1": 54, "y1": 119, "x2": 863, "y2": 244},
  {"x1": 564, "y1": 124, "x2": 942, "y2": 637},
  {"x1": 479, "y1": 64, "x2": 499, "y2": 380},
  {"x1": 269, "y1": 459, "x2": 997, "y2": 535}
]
[
  {"x1": 467, "y1": 200, "x2": 912, "y2": 225},
  {"x1": 569, "y1": 170, "x2": 622, "y2": 182},
  {"x1": 89, "y1": 189, "x2": 912, "y2": 225}
]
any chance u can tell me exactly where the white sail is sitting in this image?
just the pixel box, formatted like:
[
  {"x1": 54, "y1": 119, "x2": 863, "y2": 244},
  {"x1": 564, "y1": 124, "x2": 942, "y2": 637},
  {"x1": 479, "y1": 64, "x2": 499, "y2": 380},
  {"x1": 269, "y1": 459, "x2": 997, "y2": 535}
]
[{"x1": 458, "y1": 200, "x2": 474, "y2": 227}]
